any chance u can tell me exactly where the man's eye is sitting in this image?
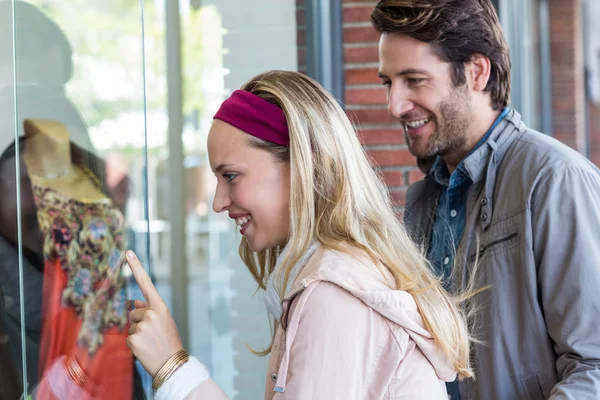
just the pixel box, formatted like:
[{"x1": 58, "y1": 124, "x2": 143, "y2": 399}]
[{"x1": 407, "y1": 78, "x2": 425, "y2": 86}]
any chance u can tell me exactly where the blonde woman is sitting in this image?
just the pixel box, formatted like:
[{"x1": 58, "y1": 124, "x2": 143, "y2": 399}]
[{"x1": 125, "y1": 70, "x2": 472, "y2": 399}]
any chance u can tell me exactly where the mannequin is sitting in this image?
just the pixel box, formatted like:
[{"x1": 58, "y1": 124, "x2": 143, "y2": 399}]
[
  {"x1": 17, "y1": 119, "x2": 134, "y2": 399},
  {"x1": 21, "y1": 119, "x2": 105, "y2": 202}
]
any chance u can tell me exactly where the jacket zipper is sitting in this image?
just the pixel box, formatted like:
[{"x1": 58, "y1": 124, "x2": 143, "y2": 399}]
[{"x1": 469, "y1": 232, "x2": 519, "y2": 262}]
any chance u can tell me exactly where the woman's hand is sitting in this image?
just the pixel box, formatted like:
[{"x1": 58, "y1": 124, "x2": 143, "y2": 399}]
[{"x1": 125, "y1": 250, "x2": 184, "y2": 377}]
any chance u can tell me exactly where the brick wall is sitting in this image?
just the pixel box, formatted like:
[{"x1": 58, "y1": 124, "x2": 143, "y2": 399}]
[
  {"x1": 343, "y1": 1, "x2": 419, "y2": 208},
  {"x1": 295, "y1": 0, "x2": 417, "y2": 208},
  {"x1": 549, "y1": 0, "x2": 600, "y2": 167},
  {"x1": 296, "y1": 1, "x2": 305, "y2": 72},
  {"x1": 549, "y1": 0, "x2": 587, "y2": 154}
]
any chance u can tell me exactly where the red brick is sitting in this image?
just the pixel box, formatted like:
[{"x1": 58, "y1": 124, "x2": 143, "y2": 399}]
[
  {"x1": 346, "y1": 68, "x2": 381, "y2": 85},
  {"x1": 296, "y1": 8, "x2": 305, "y2": 26},
  {"x1": 549, "y1": 0, "x2": 586, "y2": 154},
  {"x1": 347, "y1": 108, "x2": 397, "y2": 125},
  {"x1": 357, "y1": 129, "x2": 404, "y2": 145},
  {"x1": 381, "y1": 170, "x2": 404, "y2": 187},
  {"x1": 367, "y1": 149, "x2": 415, "y2": 167},
  {"x1": 394, "y1": 209, "x2": 404, "y2": 220},
  {"x1": 390, "y1": 189, "x2": 407, "y2": 207},
  {"x1": 344, "y1": 26, "x2": 380, "y2": 43},
  {"x1": 407, "y1": 168, "x2": 425, "y2": 184},
  {"x1": 297, "y1": 29, "x2": 305, "y2": 46},
  {"x1": 345, "y1": 87, "x2": 387, "y2": 105},
  {"x1": 297, "y1": 47, "x2": 306, "y2": 67},
  {"x1": 343, "y1": 6, "x2": 374, "y2": 23},
  {"x1": 344, "y1": 45, "x2": 379, "y2": 63}
]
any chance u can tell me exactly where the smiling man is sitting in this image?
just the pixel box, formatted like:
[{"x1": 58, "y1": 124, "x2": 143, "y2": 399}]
[{"x1": 372, "y1": 0, "x2": 600, "y2": 399}]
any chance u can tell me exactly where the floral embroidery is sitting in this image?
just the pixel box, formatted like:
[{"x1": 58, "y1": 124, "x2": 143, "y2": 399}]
[{"x1": 32, "y1": 182, "x2": 128, "y2": 354}]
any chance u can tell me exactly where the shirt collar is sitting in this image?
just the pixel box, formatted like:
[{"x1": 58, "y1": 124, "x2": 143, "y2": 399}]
[{"x1": 430, "y1": 157, "x2": 450, "y2": 187}]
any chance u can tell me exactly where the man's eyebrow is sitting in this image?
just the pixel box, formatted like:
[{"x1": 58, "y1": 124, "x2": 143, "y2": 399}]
[{"x1": 378, "y1": 68, "x2": 430, "y2": 79}]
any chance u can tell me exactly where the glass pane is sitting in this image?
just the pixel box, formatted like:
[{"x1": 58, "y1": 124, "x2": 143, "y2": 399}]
[
  {"x1": 0, "y1": 0, "x2": 150, "y2": 398},
  {"x1": 0, "y1": 2, "x2": 24, "y2": 399},
  {"x1": 498, "y1": 0, "x2": 544, "y2": 130},
  {"x1": 152, "y1": 1, "x2": 298, "y2": 398},
  {"x1": 1, "y1": 0, "x2": 299, "y2": 398}
]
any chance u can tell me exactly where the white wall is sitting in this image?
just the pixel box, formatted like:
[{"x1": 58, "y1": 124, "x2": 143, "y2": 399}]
[{"x1": 213, "y1": 0, "x2": 298, "y2": 91}]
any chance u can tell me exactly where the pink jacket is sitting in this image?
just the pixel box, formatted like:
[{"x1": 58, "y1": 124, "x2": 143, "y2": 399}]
[{"x1": 156, "y1": 245, "x2": 457, "y2": 399}]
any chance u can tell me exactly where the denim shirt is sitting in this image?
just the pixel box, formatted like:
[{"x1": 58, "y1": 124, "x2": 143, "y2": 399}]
[
  {"x1": 427, "y1": 107, "x2": 510, "y2": 400},
  {"x1": 428, "y1": 107, "x2": 510, "y2": 282}
]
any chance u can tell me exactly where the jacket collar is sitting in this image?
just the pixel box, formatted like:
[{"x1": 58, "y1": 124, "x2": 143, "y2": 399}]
[
  {"x1": 407, "y1": 110, "x2": 526, "y2": 233},
  {"x1": 264, "y1": 241, "x2": 320, "y2": 320},
  {"x1": 417, "y1": 109, "x2": 525, "y2": 186},
  {"x1": 280, "y1": 243, "x2": 396, "y2": 319}
]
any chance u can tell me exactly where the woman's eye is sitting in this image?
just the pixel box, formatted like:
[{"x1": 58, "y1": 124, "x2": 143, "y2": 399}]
[{"x1": 223, "y1": 173, "x2": 237, "y2": 182}]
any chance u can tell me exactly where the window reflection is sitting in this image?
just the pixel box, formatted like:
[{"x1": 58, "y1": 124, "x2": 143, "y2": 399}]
[
  {"x1": 0, "y1": 1, "x2": 146, "y2": 398},
  {"x1": 0, "y1": 0, "x2": 299, "y2": 399}
]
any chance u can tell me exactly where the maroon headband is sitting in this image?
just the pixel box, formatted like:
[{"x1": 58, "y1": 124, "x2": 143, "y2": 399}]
[{"x1": 213, "y1": 90, "x2": 289, "y2": 147}]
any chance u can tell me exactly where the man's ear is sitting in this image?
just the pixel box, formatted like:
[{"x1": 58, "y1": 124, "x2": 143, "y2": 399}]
[{"x1": 466, "y1": 54, "x2": 492, "y2": 92}]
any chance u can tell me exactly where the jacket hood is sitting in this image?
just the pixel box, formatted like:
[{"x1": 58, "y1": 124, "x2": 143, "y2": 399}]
[{"x1": 286, "y1": 244, "x2": 457, "y2": 382}]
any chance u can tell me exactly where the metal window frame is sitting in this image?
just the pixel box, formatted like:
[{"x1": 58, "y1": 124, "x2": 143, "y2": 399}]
[
  {"x1": 539, "y1": 0, "x2": 553, "y2": 136},
  {"x1": 165, "y1": 0, "x2": 189, "y2": 348},
  {"x1": 304, "y1": 0, "x2": 345, "y2": 104},
  {"x1": 497, "y1": 0, "x2": 553, "y2": 134}
]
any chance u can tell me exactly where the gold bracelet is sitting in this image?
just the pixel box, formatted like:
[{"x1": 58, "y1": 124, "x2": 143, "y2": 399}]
[
  {"x1": 152, "y1": 350, "x2": 189, "y2": 391},
  {"x1": 64, "y1": 353, "x2": 98, "y2": 395},
  {"x1": 152, "y1": 349, "x2": 190, "y2": 391}
]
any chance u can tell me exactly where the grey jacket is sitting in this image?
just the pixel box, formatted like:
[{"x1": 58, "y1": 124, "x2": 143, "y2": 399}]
[{"x1": 404, "y1": 110, "x2": 600, "y2": 400}]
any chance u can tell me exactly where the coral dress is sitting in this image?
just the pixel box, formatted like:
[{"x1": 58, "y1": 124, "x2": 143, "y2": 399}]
[{"x1": 32, "y1": 171, "x2": 133, "y2": 399}]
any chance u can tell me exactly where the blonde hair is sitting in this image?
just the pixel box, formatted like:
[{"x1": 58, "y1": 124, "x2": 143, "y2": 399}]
[{"x1": 237, "y1": 70, "x2": 473, "y2": 379}]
